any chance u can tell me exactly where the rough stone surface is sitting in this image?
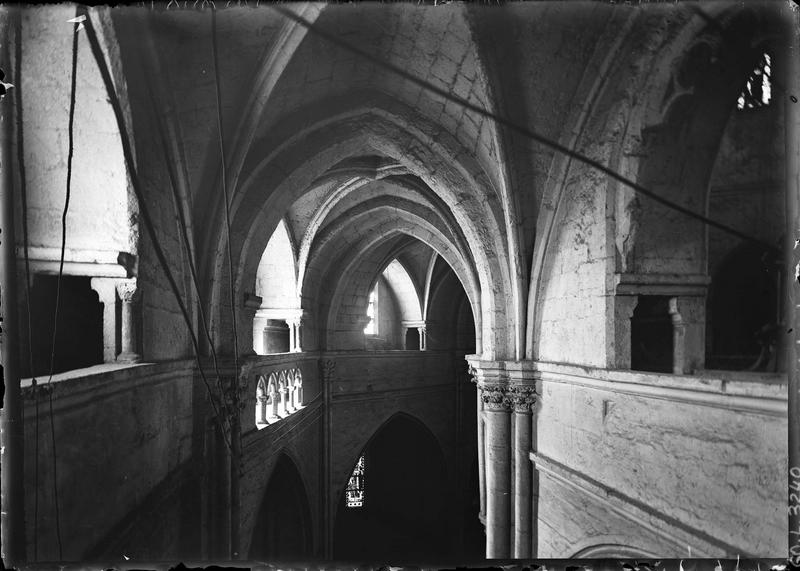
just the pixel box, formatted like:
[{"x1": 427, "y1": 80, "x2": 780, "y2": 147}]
[{"x1": 9, "y1": 2, "x2": 793, "y2": 564}]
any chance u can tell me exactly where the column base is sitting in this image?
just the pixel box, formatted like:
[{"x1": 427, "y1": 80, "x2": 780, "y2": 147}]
[{"x1": 116, "y1": 352, "x2": 142, "y2": 364}]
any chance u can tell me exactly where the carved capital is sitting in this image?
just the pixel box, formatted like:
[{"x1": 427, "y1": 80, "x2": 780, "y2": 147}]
[
  {"x1": 321, "y1": 359, "x2": 336, "y2": 383},
  {"x1": 286, "y1": 315, "x2": 303, "y2": 328},
  {"x1": 478, "y1": 383, "x2": 513, "y2": 412},
  {"x1": 507, "y1": 384, "x2": 537, "y2": 413},
  {"x1": 116, "y1": 279, "x2": 140, "y2": 303},
  {"x1": 467, "y1": 364, "x2": 478, "y2": 385}
]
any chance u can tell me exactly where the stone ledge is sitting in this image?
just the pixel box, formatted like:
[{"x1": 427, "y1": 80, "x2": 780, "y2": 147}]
[
  {"x1": 21, "y1": 360, "x2": 195, "y2": 416},
  {"x1": 16, "y1": 246, "x2": 132, "y2": 278},
  {"x1": 534, "y1": 361, "x2": 786, "y2": 416}
]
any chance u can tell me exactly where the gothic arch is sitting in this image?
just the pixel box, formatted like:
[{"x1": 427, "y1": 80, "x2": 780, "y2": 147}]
[
  {"x1": 332, "y1": 411, "x2": 452, "y2": 561},
  {"x1": 381, "y1": 258, "x2": 423, "y2": 324},
  {"x1": 526, "y1": 3, "x2": 786, "y2": 362},
  {"x1": 248, "y1": 452, "x2": 314, "y2": 561},
  {"x1": 300, "y1": 210, "x2": 481, "y2": 351},
  {"x1": 205, "y1": 93, "x2": 514, "y2": 359}
]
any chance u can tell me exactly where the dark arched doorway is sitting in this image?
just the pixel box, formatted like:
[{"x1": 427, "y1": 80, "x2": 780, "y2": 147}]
[
  {"x1": 333, "y1": 413, "x2": 451, "y2": 562},
  {"x1": 249, "y1": 454, "x2": 313, "y2": 560},
  {"x1": 706, "y1": 242, "x2": 780, "y2": 370}
]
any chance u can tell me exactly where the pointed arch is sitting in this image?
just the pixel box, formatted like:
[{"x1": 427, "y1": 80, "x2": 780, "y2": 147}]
[
  {"x1": 333, "y1": 412, "x2": 451, "y2": 561},
  {"x1": 207, "y1": 92, "x2": 515, "y2": 359},
  {"x1": 381, "y1": 258, "x2": 423, "y2": 324},
  {"x1": 248, "y1": 452, "x2": 314, "y2": 561}
]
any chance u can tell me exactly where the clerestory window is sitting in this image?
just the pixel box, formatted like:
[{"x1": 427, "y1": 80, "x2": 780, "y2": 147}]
[
  {"x1": 364, "y1": 285, "x2": 378, "y2": 335},
  {"x1": 737, "y1": 52, "x2": 772, "y2": 110},
  {"x1": 345, "y1": 455, "x2": 366, "y2": 508}
]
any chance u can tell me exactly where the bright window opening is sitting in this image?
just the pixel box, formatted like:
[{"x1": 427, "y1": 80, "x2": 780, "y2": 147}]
[
  {"x1": 364, "y1": 286, "x2": 378, "y2": 335},
  {"x1": 737, "y1": 52, "x2": 771, "y2": 110},
  {"x1": 346, "y1": 455, "x2": 366, "y2": 508}
]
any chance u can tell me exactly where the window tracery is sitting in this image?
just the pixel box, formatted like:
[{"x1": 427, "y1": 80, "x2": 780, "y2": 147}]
[
  {"x1": 346, "y1": 455, "x2": 366, "y2": 508},
  {"x1": 737, "y1": 52, "x2": 771, "y2": 110}
]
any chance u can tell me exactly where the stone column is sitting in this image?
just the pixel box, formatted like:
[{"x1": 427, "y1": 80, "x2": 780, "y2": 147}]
[
  {"x1": 287, "y1": 315, "x2": 303, "y2": 352},
  {"x1": 507, "y1": 382, "x2": 537, "y2": 559},
  {"x1": 116, "y1": 279, "x2": 141, "y2": 363},
  {"x1": 90, "y1": 277, "x2": 118, "y2": 363},
  {"x1": 256, "y1": 384, "x2": 267, "y2": 427},
  {"x1": 468, "y1": 366, "x2": 486, "y2": 525},
  {"x1": 241, "y1": 294, "x2": 261, "y2": 357},
  {"x1": 268, "y1": 383, "x2": 278, "y2": 420},
  {"x1": 480, "y1": 383, "x2": 512, "y2": 559},
  {"x1": 287, "y1": 319, "x2": 296, "y2": 352},
  {"x1": 613, "y1": 295, "x2": 639, "y2": 368},
  {"x1": 418, "y1": 326, "x2": 427, "y2": 351},
  {"x1": 669, "y1": 297, "x2": 685, "y2": 374},
  {"x1": 283, "y1": 383, "x2": 295, "y2": 414},
  {"x1": 278, "y1": 385, "x2": 288, "y2": 416},
  {"x1": 670, "y1": 296, "x2": 705, "y2": 373},
  {"x1": 252, "y1": 311, "x2": 268, "y2": 355}
]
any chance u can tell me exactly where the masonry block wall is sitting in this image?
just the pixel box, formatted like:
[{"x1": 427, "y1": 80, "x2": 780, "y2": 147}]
[
  {"x1": 15, "y1": 6, "x2": 130, "y2": 257},
  {"x1": 535, "y1": 164, "x2": 610, "y2": 368},
  {"x1": 21, "y1": 362, "x2": 196, "y2": 561},
  {"x1": 6, "y1": 2, "x2": 793, "y2": 564},
  {"x1": 533, "y1": 365, "x2": 787, "y2": 557}
]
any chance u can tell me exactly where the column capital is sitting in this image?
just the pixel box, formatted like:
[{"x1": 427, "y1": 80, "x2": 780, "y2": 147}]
[
  {"x1": 116, "y1": 278, "x2": 140, "y2": 302},
  {"x1": 478, "y1": 383, "x2": 513, "y2": 412},
  {"x1": 285, "y1": 314, "x2": 303, "y2": 327},
  {"x1": 507, "y1": 383, "x2": 537, "y2": 413}
]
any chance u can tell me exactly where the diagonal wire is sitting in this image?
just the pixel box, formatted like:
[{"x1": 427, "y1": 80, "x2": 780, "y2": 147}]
[
  {"x1": 211, "y1": 6, "x2": 245, "y2": 490},
  {"x1": 79, "y1": 7, "x2": 233, "y2": 451},
  {"x1": 42, "y1": 12, "x2": 83, "y2": 561},
  {"x1": 268, "y1": 4, "x2": 781, "y2": 256},
  {"x1": 211, "y1": 7, "x2": 242, "y2": 421},
  {"x1": 141, "y1": 49, "x2": 228, "y2": 386},
  {"x1": 143, "y1": 74, "x2": 231, "y2": 427},
  {"x1": 688, "y1": 4, "x2": 791, "y2": 101}
]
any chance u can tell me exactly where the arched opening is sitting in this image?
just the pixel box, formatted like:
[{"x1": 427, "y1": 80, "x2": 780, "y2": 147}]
[
  {"x1": 333, "y1": 413, "x2": 451, "y2": 562},
  {"x1": 404, "y1": 328, "x2": 420, "y2": 350},
  {"x1": 703, "y1": 44, "x2": 784, "y2": 372},
  {"x1": 25, "y1": 275, "x2": 104, "y2": 377},
  {"x1": 253, "y1": 219, "x2": 300, "y2": 354},
  {"x1": 249, "y1": 454, "x2": 313, "y2": 561},
  {"x1": 426, "y1": 255, "x2": 477, "y2": 353},
  {"x1": 706, "y1": 243, "x2": 780, "y2": 370}
]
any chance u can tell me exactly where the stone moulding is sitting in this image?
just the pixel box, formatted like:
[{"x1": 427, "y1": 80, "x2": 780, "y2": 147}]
[
  {"x1": 534, "y1": 361, "x2": 787, "y2": 417},
  {"x1": 530, "y1": 450, "x2": 741, "y2": 557}
]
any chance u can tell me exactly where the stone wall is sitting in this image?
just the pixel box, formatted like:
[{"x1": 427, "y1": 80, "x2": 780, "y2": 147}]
[
  {"x1": 533, "y1": 362, "x2": 787, "y2": 557},
  {"x1": 21, "y1": 361, "x2": 196, "y2": 561},
  {"x1": 535, "y1": 164, "x2": 610, "y2": 368},
  {"x1": 16, "y1": 6, "x2": 131, "y2": 257}
]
